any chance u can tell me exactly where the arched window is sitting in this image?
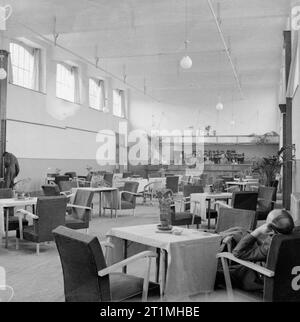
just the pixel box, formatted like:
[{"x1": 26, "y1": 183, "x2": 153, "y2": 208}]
[{"x1": 10, "y1": 42, "x2": 35, "y2": 89}]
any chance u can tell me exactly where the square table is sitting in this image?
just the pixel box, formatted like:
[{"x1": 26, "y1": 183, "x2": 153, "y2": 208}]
[
  {"x1": 0, "y1": 197, "x2": 37, "y2": 248},
  {"x1": 190, "y1": 192, "x2": 232, "y2": 229},
  {"x1": 71, "y1": 187, "x2": 118, "y2": 217},
  {"x1": 106, "y1": 224, "x2": 221, "y2": 298}
]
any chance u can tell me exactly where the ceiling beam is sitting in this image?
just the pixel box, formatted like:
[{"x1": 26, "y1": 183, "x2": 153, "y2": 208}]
[{"x1": 207, "y1": 0, "x2": 244, "y2": 99}]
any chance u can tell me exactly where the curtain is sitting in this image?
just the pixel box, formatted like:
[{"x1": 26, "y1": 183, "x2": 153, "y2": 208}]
[
  {"x1": 98, "y1": 79, "x2": 106, "y2": 111},
  {"x1": 72, "y1": 66, "x2": 80, "y2": 104},
  {"x1": 120, "y1": 89, "x2": 126, "y2": 118},
  {"x1": 32, "y1": 48, "x2": 42, "y2": 91}
]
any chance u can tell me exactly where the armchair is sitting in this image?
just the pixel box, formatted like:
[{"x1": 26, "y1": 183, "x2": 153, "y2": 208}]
[
  {"x1": 103, "y1": 182, "x2": 140, "y2": 219},
  {"x1": 16, "y1": 196, "x2": 67, "y2": 254},
  {"x1": 42, "y1": 184, "x2": 60, "y2": 196},
  {"x1": 217, "y1": 191, "x2": 258, "y2": 212},
  {"x1": 166, "y1": 176, "x2": 179, "y2": 194},
  {"x1": 217, "y1": 232, "x2": 300, "y2": 302},
  {"x1": 65, "y1": 189, "x2": 93, "y2": 233},
  {"x1": 53, "y1": 226, "x2": 159, "y2": 302},
  {"x1": 54, "y1": 175, "x2": 70, "y2": 186},
  {"x1": 256, "y1": 186, "x2": 277, "y2": 221}
]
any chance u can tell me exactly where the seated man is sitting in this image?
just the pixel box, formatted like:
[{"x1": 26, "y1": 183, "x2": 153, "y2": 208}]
[{"x1": 216, "y1": 209, "x2": 295, "y2": 291}]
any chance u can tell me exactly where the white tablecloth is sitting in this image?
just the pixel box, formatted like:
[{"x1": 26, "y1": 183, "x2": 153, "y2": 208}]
[{"x1": 106, "y1": 224, "x2": 221, "y2": 297}]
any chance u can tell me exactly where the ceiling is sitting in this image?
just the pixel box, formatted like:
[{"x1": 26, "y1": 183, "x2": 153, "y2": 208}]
[{"x1": 4, "y1": 0, "x2": 292, "y2": 106}]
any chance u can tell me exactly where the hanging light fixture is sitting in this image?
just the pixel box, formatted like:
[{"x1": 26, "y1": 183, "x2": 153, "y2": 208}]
[
  {"x1": 180, "y1": 41, "x2": 192, "y2": 69},
  {"x1": 216, "y1": 100, "x2": 224, "y2": 111},
  {"x1": 180, "y1": 0, "x2": 192, "y2": 69}
]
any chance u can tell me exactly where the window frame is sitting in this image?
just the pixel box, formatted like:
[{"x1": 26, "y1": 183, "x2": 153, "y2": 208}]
[
  {"x1": 9, "y1": 42, "x2": 36, "y2": 90},
  {"x1": 56, "y1": 62, "x2": 77, "y2": 103},
  {"x1": 113, "y1": 88, "x2": 125, "y2": 118},
  {"x1": 88, "y1": 77, "x2": 105, "y2": 111}
]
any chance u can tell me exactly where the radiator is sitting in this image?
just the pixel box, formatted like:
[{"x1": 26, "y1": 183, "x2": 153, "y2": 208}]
[{"x1": 291, "y1": 193, "x2": 300, "y2": 224}]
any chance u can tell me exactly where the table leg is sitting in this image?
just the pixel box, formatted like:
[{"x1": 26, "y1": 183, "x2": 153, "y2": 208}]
[
  {"x1": 99, "y1": 192, "x2": 102, "y2": 217},
  {"x1": 155, "y1": 248, "x2": 160, "y2": 283},
  {"x1": 122, "y1": 239, "x2": 128, "y2": 273},
  {"x1": 5, "y1": 208, "x2": 9, "y2": 248},
  {"x1": 207, "y1": 199, "x2": 211, "y2": 230},
  {"x1": 159, "y1": 249, "x2": 167, "y2": 298}
]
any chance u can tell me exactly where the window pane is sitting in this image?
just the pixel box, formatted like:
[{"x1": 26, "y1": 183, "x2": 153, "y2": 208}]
[
  {"x1": 89, "y1": 78, "x2": 103, "y2": 110},
  {"x1": 9, "y1": 42, "x2": 35, "y2": 90},
  {"x1": 113, "y1": 89, "x2": 124, "y2": 117},
  {"x1": 56, "y1": 63, "x2": 76, "y2": 102}
]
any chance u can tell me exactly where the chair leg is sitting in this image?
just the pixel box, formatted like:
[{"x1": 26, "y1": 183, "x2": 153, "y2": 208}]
[
  {"x1": 220, "y1": 257, "x2": 234, "y2": 301},
  {"x1": 36, "y1": 243, "x2": 40, "y2": 255},
  {"x1": 132, "y1": 208, "x2": 135, "y2": 216},
  {"x1": 16, "y1": 238, "x2": 19, "y2": 250}
]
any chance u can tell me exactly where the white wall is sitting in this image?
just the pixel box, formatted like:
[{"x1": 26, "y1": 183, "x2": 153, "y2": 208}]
[
  {"x1": 129, "y1": 87, "x2": 279, "y2": 136},
  {"x1": 5, "y1": 40, "x2": 129, "y2": 190}
]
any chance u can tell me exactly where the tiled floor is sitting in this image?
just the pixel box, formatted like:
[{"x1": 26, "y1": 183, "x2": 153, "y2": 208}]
[{"x1": 0, "y1": 196, "x2": 261, "y2": 302}]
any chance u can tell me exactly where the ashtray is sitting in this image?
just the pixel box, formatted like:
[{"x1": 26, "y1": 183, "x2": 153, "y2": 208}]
[
  {"x1": 157, "y1": 224, "x2": 173, "y2": 231},
  {"x1": 172, "y1": 228, "x2": 183, "y2": 235}
]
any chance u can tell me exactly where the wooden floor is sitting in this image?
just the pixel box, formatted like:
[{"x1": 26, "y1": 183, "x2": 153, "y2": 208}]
[{"x1": 0, "y1": 196, "x2": 262, "y2": 302}]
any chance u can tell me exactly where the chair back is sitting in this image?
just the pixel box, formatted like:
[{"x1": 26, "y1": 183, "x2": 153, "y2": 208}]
[
  {"x1": 232, "y1": 191, "x2": 258, "y2": 211},
  {"x1": 122, "y1": 181, "x2": 139, "y2": 205},
  {"x1": 148, "y1": 172, "x2": 161, "y2": 178},
  {"x1": 42, "y1": 184, "x2": 60, "y2": 196},
  {"x1": 122, "y1": 172, "x2": 132, "y2": 178},
  {"x1": 215, "y1": 208, "x2": 257, "y2": 233},
  {"x1": 72, "y1": 190, "x2": 93, "y2": 222},
  {"x1": 35, "y1": 196, "x2": 67, "y2": 242},
  {"x1": 183, "y1": 185, "x2": 204, "y2": 197},
  {"x1": 257, "y1": 186, "x2": 277, "y2": 213},
  {"x1": 103, "y1": 173, "x2": 114, "y2": 186},
  {"x1": 58, "y1": 180, "x2": 78, "y2": 192},
  {"x1": 264, "y1": 232, "x2": 300, "y2": 302},
  {"x1": 65, "y1": 172, "x2": 77, "y2": 179},
  {"x1": 166, "y1": 176, "x2": 179, "y2": 193},
  {"x1": 54, "y1": 175, "x2": 70, "y2": 186},
  {"x1": 0, "y1": 188, "x2": 13, "y2": 199},
  {"x1": 53, "y1": 226, "x2": 110, "y2": 302}
]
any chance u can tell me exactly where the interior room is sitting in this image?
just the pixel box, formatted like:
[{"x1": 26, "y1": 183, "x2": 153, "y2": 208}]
[{"x1": 0, "y1": 0, "x2": 300, "y2": 303}]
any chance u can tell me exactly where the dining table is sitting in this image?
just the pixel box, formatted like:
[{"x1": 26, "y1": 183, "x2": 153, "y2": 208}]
[
  {"x1": 106, "y1": 224, "x2": 221, "y2": 299},
  {"x1": 0, "y1": 197, "x2": 37, "y2": 248},
  {"x1": 190, "y1": 192, "x2": 232, "y2": 229}
]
